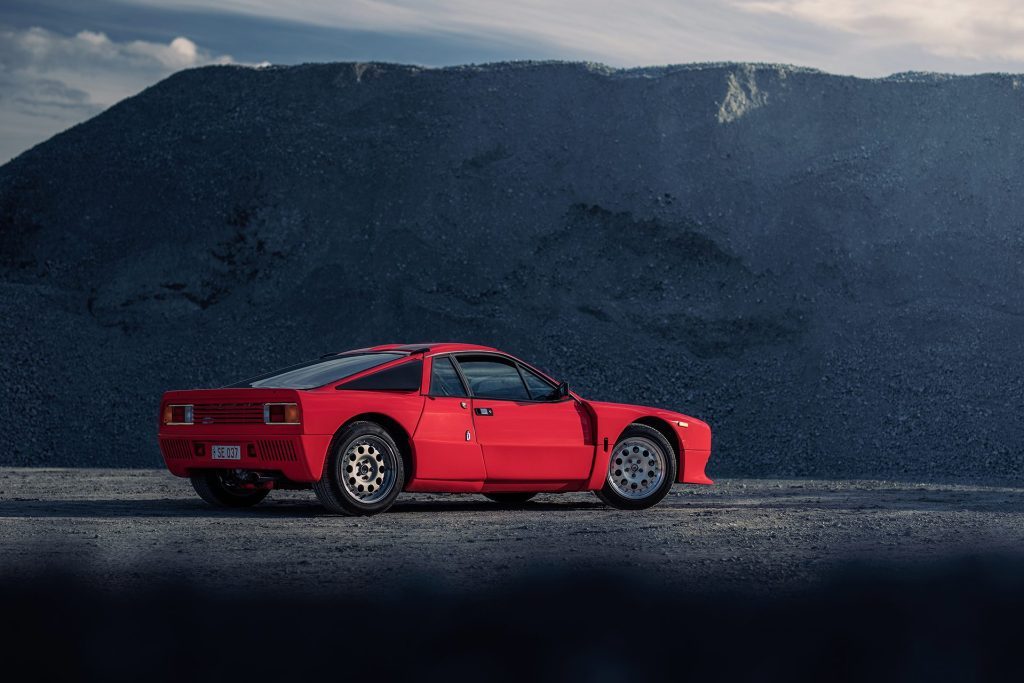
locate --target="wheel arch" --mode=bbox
[330,412,415,482]
[628,416,681,470]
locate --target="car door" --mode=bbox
[411,355,486,481]
[453,354,594,482]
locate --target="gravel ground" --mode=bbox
[3,468,1023,594]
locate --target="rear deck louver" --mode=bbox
[192,403,264,425]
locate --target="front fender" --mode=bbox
[583,401,713,489]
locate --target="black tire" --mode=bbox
[313,421,405,516]
[190,471,270,508]
[595,423,677,510]
[483,492,537,506]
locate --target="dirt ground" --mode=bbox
[2,468,1022,594]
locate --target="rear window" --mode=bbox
[339,360,423,392]
[229,352,406,390]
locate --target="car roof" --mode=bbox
[367,342,499,354]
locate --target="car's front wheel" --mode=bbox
[190,471,270,508]
[595,423,677,510]
[313,421,405,516]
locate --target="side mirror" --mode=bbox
[556,381,570,398]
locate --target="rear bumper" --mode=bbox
[158,434,333,482]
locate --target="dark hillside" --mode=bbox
[2,61,1022,479]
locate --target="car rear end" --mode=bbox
[158,388,331,485]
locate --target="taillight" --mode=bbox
[264,403,300,424]
[163,404,193,425]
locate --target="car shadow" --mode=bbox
[4,482,1021,519]
[388,499,605,513]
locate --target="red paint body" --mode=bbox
[157,343,713,493]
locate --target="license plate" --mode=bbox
[211,445,241,460]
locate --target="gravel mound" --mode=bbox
[1,61,1022,479]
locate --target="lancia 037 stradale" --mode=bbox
[158,343,712,515]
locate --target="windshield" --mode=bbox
[228,352,406,390]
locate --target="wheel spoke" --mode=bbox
[341,437,397,503]
[606,436,667,500]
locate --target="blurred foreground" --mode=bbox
[1,558,1021,681]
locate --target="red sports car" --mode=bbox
[158,343,712,515]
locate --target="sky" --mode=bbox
[4,0,1024,163]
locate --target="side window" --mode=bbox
[338,359,422,392]
[429,356,468,397]
[455,356,530,401]
[520,365,557,400]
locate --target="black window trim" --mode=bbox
[425,353,470,398]
[447,352,572,404]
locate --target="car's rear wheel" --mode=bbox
[595,423,677,510]
[483,492,537,505]
[190,471,270,508]
[314,421,405,516]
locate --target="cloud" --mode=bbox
[0,26,234,163]
[737,1,1024,62]
[126,1,771,65]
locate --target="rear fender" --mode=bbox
[293,390,425,481]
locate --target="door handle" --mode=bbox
[474,407,494,416]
